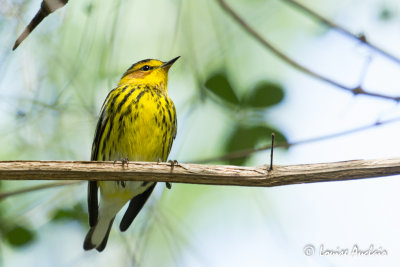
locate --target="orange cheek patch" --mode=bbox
[129,71,151,79]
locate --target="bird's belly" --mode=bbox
[98,90,174,200]
[99,180,152,201]
[99,115,163,200]
[105,93,173,162]
[119,114,167,162]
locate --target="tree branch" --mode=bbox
[195,116,400,163]
[0,181,80,200]
[282,0,400,65]
[13,0,69,50]
[216,0,400,102]
[0,159,399,187]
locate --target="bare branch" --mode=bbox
[0,181,81,201]
[216,0,400,102]
[0,159,399,187]
[282,0,400,65]
[195,116,400,163]
[13,0,69,50]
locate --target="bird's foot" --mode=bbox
[165,160,179,190]
[165,182,172,190]
[113,158,129,188]
[113,158,129,168]
[168,159,178,172]
[117,181,126,188]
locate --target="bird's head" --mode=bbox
[118,57,180,91]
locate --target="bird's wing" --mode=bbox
[171,102,178,141]
[119,183,157,232]
[88,89,115,227]
[166,101,178,158]
[88,181,98,227]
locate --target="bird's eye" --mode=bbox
[141,65,150,71]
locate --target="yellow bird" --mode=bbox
[83,57,179,252]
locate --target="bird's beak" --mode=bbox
[161,56,180,70]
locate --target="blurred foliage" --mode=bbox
[378,6,397,21]
[226,125,286,165]
[242,82,284,109]
[205,71,287,165]
[2,224,36,248]
[51,202,88,226]
[204,72,240,105]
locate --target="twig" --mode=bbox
[0,159,399,187]
[13,0,69,50]
[0,181,80,200]
[215,0,400,102]
[282,0,400,65]
[195,116,400,163]
[269,133,275,171]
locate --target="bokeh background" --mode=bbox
[1,0,400,266]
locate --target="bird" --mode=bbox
[83,57,179,252]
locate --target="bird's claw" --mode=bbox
[113,158,129,188]
[117,181,126,188]
[165,160,178,189]
[168,160,178,172]
[165,182,172,189]
[113,158,129,167]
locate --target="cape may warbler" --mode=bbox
[83,57,179,252]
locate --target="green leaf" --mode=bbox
[52,203,88,225]
[205,73,239,105]
[225,124,287,165]
[243,82,284,108]
[4,225,36,247]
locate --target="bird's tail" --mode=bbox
[83,198,125,252]
[83,215,115,252]
[83,182,129,252]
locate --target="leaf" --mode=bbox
[225,124,287,165]
[52,203,88,225]
[205,73,239,105]
[243,82,284,109]
[4,225,36,247]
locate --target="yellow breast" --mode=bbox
[93,84,177,162]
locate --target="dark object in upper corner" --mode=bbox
[13,0,69,50]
